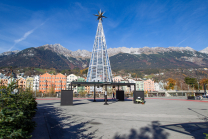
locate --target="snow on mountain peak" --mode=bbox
[37,44,199,58]
[0,50,20,56]
[107,46,196,56]
[168,46,195,52]
[38,44,73,57]
[72,49,91,58]
[1,44,202,61]
[38,44,91,58]
[199,47,208,54]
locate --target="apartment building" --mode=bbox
[26,77,34,91]
[77,77,85,93]
[33,75,39,92]
[54,73,67,92]
[0,77,8,87]
[128,79,136,92]
[85,86,90,93]
[154,81,166,91]
[67,74,78,92]
[39,73,67,93]
[143,79,155,92]
[17,77,26,91]
[112,76,123,82]
[135,79,144,91]
[39,73,52,93]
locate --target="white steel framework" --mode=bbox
[87,19,112,82]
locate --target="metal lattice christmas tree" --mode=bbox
[87,10,112,82]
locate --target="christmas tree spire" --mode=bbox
[87,10,112,82]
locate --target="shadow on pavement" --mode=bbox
[87,98,132,102]
[124,98,133,101]
[113,121,169,139]
[160,122,208,139]
[87,99,107,102]
[73,102,89,106]
[188,108,208,122]
[32,102,98,139]
[73,100,82,102]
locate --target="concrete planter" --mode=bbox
[187,96,195,100]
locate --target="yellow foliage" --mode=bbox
[131,73,137,78]
[166,78,176,90]
[80,68,89,74]
[200,78,208,85]
[182,74,186,77]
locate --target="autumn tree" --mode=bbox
[80,68,88,75]
[200,78,208,85]
[79,90,87,98]
[131,73,137,78]
[200,78,208,92]
[50,84,56,97]
[166,78,176,90]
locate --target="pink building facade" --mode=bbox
[143,79,155,92]
[112,76,123,82]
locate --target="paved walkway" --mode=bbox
[31,97,208,139]
[36,96,208,102]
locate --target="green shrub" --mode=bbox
[204,133,208,139]
[0,81,37,139]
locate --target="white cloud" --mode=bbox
[176,37,188,46]
[14,29,35,44]
[8,20,48,51]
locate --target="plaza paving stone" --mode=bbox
[31,97,208,139]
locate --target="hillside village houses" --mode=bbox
[0,69,167,96]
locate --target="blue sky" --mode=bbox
[0,0,208,53]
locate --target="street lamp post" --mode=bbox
[198,81,199,92]
[46,80,47,92]
[35,84,37,98]
[44,80,47,97]
[104,84,108,105]
[59,80,62,91]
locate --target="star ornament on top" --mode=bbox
[94,10,107,22]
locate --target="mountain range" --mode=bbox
[1,44,208,70]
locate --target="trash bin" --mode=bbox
[61,90,73,106]
[116,91,124,101]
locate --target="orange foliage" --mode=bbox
[80,68,89,75]
[166,78,176,90]
[200,78,208,85]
